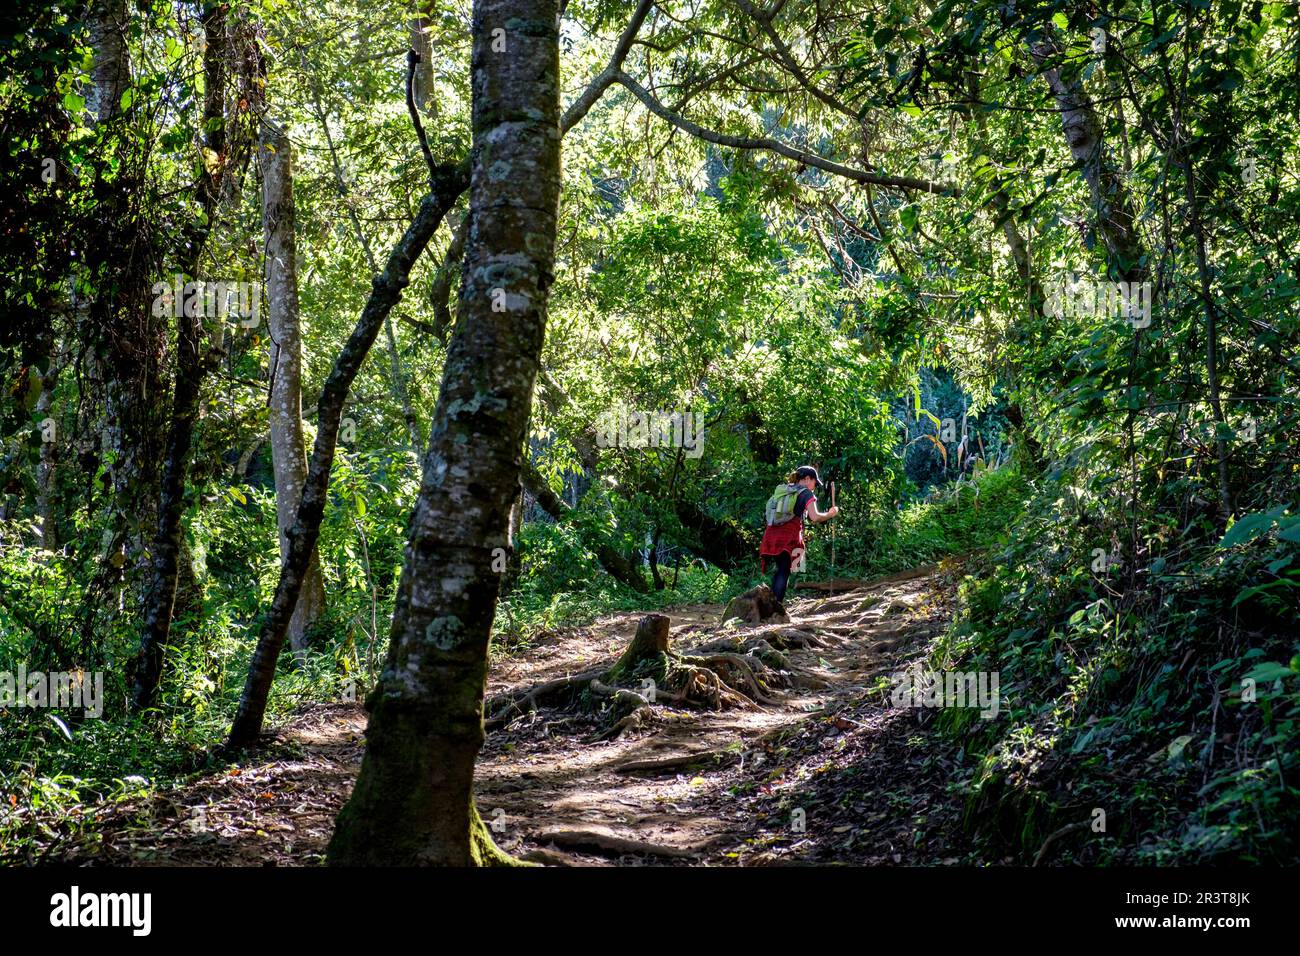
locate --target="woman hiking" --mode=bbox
[761,465,838,603]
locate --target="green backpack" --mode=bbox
[765,483,802,526]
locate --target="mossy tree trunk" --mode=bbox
[328,0,562,866]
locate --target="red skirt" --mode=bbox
[759,519,804,572]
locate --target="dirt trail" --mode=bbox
[61,564,962,867]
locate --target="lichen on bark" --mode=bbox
[328,0,562,866]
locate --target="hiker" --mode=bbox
[761,465,838,603]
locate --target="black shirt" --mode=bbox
[794,488,815,521]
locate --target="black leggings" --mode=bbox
[771,551,793,603]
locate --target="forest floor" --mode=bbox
[55,561,994,866]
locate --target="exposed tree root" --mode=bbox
[485,668,605,730]
[488,612,793,739]
[518,847,574,866]
[535,828,701,859]
[681,653,781,706]
[588,679,656,741]
[1032,820,1090,866]
[614,749,740,774]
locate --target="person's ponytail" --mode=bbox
[785,470,800,484]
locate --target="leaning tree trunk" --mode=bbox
[224,166,469,748]
[1029,36,1147,282]
[260,117,327,653]
[310,81,424,455]
[328,0,562,866]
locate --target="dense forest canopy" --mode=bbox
[0,0,1297,868]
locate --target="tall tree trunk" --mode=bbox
[130,2,229,712]
[35,343,62,551]
[261,117,327,653]
[73,0,166,667]
[328,0,562,866]
[225,0,649,748]
[1181,152,1233,522]
[84,0,164,574]
[86,0,130,124]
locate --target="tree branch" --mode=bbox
[612,70,960,196]
[560,0,654,133]
[406,47,437,185]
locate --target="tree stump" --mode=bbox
[605,613,671,683]
[721,585,789,626]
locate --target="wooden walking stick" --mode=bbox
[830,480,837,586]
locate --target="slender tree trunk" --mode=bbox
[261,117,327,653]
[42,1,129,555]
[501,482,524,595]
[430,211,469,341]
[225,165,469,748]
[129,306,206,711]
[35,345,62,551]
[328,0,562,866]
[86,0,130,124]
[1181,152,1234,522]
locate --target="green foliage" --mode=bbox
[496,515,733,647]
[860,463,1031,576]
[2,0,1297,864]
[926,464,1300,863]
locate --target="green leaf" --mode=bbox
[1218,506,1287,548]
[1245,662,1294,684]
[355,494,367,517]
[927,0,956,31]
[1276,518,1300,543]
